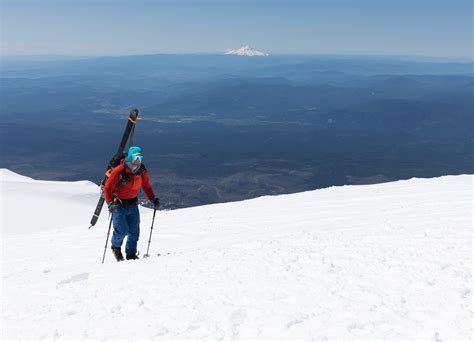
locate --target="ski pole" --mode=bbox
[143,209,157,258]
[102,213,113,264]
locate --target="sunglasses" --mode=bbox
[131,153,143,162]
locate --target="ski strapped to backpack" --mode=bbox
[89,108,140,229]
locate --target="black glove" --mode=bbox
[108,203,119,213]
[108,198,120,213]
[152,197,160,209]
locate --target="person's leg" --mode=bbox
[125,204,140,258]
[111,206,129,248]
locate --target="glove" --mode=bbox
[108,202,119,213]
[152,197,160,209]
[108,198,120,213]
[108,203,119,213]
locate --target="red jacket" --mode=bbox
[103,159,155,205]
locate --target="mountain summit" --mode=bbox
[224,45,269,56]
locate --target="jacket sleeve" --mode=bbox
[103,166,122,205]
[141,170,156,201]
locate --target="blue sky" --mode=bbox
[1,0,472,58]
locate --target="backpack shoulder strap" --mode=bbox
[133,164,146,178]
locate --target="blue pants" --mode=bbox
[111,204,140,257]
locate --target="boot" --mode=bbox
[111,246,124,262]
[126,253,139,260]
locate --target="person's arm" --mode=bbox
[103,166,122,205]
[141,170,156,201]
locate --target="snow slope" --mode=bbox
[1,169,472,340]
[0,169,99,235]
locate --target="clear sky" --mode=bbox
[1,0,472,59]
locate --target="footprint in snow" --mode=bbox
[286,316,308,329]
[58,272,89,285]
[433,332,443,342]
[66,309,78,316]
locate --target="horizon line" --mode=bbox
[1,52,473,63]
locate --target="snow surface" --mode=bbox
[1,169,472,340]
[0,169,99,236]
[224,45,269,56]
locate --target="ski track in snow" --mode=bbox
[1,171,472,340]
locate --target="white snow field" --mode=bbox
[1,168,472,340]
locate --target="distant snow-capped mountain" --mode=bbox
[224,45,269,56]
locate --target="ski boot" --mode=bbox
[111,246,124,262]
[126,252,140,260]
